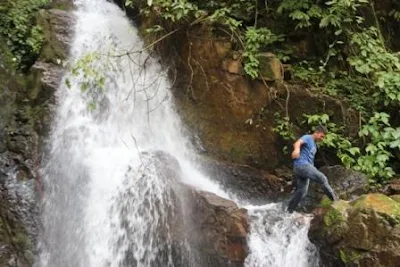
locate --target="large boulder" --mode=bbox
[184,190,249,266]
[309,194,400,267]
[121,151,249,266]
[319,165,369,199]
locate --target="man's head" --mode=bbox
[313,125,327,142]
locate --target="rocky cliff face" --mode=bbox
[141,24,359,171]
[0,2,75,266]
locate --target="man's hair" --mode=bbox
[315,125,328,134]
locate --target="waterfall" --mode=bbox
[244,204,320,267]
[36,0,320,266]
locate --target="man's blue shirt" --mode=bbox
[294,134,316,166]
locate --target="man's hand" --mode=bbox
[291,149,300,159]
[291,138,304,159]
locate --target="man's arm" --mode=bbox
[291,138,304,159]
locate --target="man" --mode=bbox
[287,125,338,213]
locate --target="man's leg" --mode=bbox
[287,176,309,213]
[307,165,337,201]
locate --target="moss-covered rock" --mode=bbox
[309,193,400,267]
[351,194,400,217]
[257,52,283,81]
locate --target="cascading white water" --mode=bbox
[36,1,227,266]
[244,204,320,267]
[36,0,320,266]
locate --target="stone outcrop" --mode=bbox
[309,194,400,267]
[134,151,249,266]
[185,190,249,266]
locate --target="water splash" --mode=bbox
[244,203,320,267]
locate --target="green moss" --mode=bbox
[324,208,343,227]
[339,248,363,264]
[323,200,350,227]
[319,195,333,208]
[351,194,400,218]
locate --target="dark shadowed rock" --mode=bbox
[320,165,369,199]
[309,194,400,267]
[388,179,400,195]
[200,158,287,203]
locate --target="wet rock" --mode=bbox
[201,158,286,203]
[36,9,75,64]
[309,194,400,267]
[184,190,249,266]
[32,8,75,93]
[166,29,356,170]
[121,150,249,266]
[0,4,75,267]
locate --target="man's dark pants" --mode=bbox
[288,164,336,213]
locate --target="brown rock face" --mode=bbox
[257,52,283,81]
[184,190,249,266]
[143,24,359,171]
[309,194,400,267]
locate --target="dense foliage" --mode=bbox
[127,0,400,184]
[0,0,49,69]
